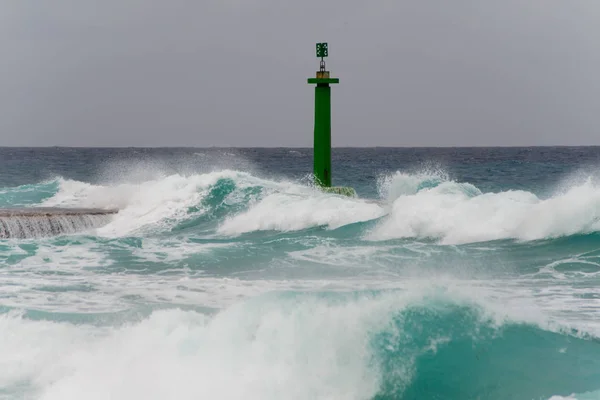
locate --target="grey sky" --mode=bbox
[1,1,599,147]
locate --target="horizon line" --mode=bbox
[2,145,600,149]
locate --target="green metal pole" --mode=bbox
[313,83,332,187]
[308,42,338,188]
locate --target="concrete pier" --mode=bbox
[0,208,118,217]
[0,207,118,239]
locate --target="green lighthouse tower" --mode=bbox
[308,43,355,197]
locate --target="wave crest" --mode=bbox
[370,174,600,244]
[6,170,600,244]
[3,290,600,400]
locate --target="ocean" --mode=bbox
[2,146,600,400]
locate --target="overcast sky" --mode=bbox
[1,1,599,147]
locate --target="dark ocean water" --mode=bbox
[2,147,600,400]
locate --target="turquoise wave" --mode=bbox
[6,291,599,400]
[369,300,600,399]
[0,180,59,207]
[172,177,265,234]
[3,174,600,399]
[6,173,600,248]
[197,290,600,400]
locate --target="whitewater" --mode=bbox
[2,147,600,400]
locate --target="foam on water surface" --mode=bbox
[2,147,600,399]
[2,286,600,400]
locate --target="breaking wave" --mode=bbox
[3,169,600,244]
[3,163,600,400]
[2,290,600,400]
[369,171,600,244]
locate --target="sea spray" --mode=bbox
[3,147,600,400]
[3,291,600,400]
[369,172,600,244]
[8,169,600,243]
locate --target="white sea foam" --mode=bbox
[40,171,266,237]
[36,169,600,244]
[36,169,387,237]
[288,245,396,267]
[5,168,600,399]
[0,297,403,400]
[369,173,600,244]
[218,190,384,236]
[2,282,599,400]
[548,392,600,400]
[377,169,452,200]
[0,287,525,400]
